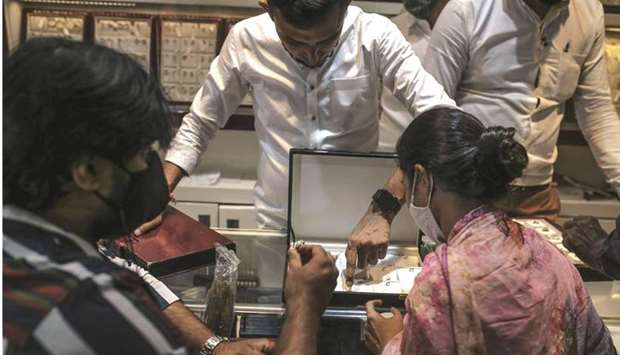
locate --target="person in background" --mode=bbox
[149,0,454,234]
[423,0,620,217]
[346,0,620,284]
[363,107,615,354]
[563,215,620,279]
[3,38,336,355]
[378,0,449,152]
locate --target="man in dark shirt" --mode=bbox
[3,38,337,355]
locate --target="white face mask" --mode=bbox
[408,172,445,244]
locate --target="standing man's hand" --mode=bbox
[345,169,407,288]
[364,300,404,355]
[135,161,187,236]
[345,212,391,287]
[285,244,338,314]
[563,216,610,271]
[135,212,165,236]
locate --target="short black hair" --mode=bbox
[269,0,342,28]
[3,37,176,211]
[397,108,528,203]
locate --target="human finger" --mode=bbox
[368,248,378,266]
[134,213,163,236]
[365,299,382,318]
[357,245,368,269]
[345,241,358,287]
[288,247,302,269]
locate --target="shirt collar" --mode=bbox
[3,205,101,258]
[518,0,570,24]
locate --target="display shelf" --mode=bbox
[605,4,620,14]
[158,15,223,103]
[18,0,402,15]
[21,9,88,43]
[93,13,153,71]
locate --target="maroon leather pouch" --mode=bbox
[114,207,235,276]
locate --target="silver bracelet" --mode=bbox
[199,335,229,355]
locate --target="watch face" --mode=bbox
[374,189,399,214]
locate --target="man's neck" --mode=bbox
[41,204,99,243]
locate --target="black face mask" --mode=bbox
[95,151,170,234]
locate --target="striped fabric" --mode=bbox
[3,206,187,355]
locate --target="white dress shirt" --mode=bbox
[424,0,620,194]
[166,6,455,229]
[378,9,432,152]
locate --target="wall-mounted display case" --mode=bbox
[94,14,153,72]
[23,10,86,42]
[160,17,222,103]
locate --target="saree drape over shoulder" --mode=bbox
[383,208,616,355]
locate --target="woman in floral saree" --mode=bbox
[364,108,616,355]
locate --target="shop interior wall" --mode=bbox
[3,0,616,190]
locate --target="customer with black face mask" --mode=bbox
[3,38,336,355]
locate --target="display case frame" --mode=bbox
[157,15,224,105]
[21,9,89,43]
[92,12,155,73]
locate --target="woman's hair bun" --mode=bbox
[473,126,528,201]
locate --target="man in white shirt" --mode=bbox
[423,0,620,217]
[159,0,454,230]
[346,0,620,283]
[378,0,448,152]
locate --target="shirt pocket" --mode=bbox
[330,74,375,129]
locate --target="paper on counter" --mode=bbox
[334,252,422,294]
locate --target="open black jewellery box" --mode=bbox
[284,149,424,308]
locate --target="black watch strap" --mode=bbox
[372,189,401,216]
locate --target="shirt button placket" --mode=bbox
[307,70,319,149]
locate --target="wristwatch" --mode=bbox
[372,189,401,217]
[200,335,229,355]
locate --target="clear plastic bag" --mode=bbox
[202,243,240,336]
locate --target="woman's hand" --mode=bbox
[364,300,404,355]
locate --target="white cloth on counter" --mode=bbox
[180,172,221,186]
[334,252,422,294]
[165,6,455,229]
[378,9,432,152]
[424,0,620,195]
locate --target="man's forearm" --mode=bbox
[164,161,187,192]
[273,304,321,355]
[384,168,407,205]
[163,301,213,351]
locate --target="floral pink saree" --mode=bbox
[382,207,616,355]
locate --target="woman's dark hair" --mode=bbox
[3,37,177,211]
[396,107,529,203]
